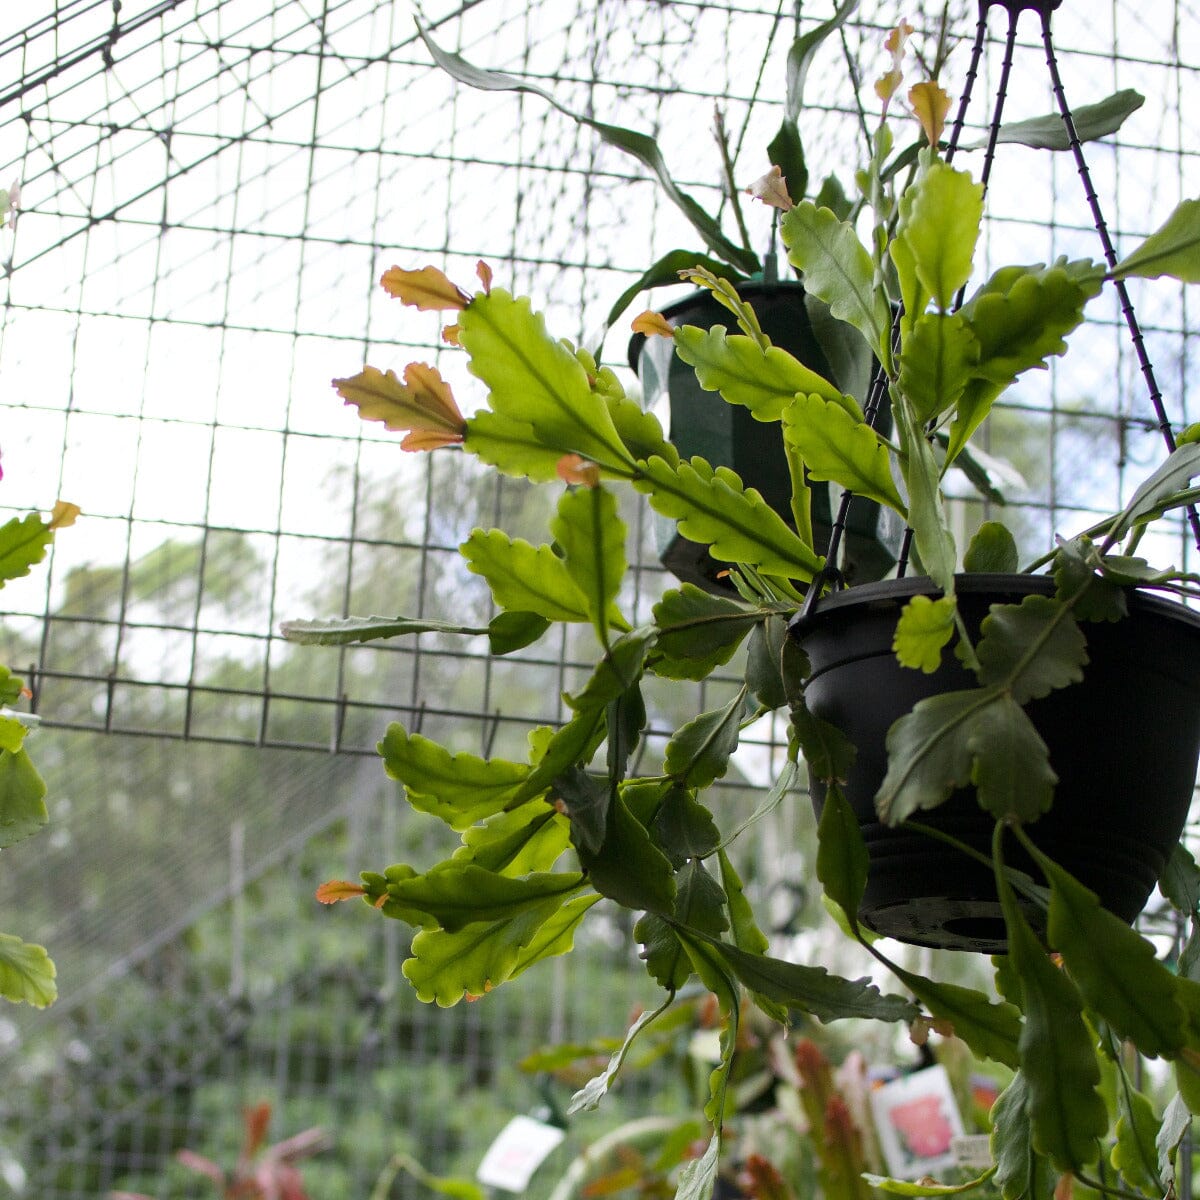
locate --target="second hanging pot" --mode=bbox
[789,573,1200,953]
[629,280,904,593]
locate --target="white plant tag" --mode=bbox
[476,1114,566,1193]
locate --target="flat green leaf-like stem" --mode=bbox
[419,27,757,274]
[634,455,824,580]
[664,687,746,789]
[673,324,846,416]
[0,932,56,1007]
[781,202,889,354]
[388,865,585,933]
[997,832,1107,1173]
[462,529,593,624]
[884,964,1022,1069]
[972,89,1144,151]
[862,1171,996,1196]
[1022,833,1187,1059]
[404,893,588,1005]
[569,994,677,1114]
[280,615,486,644]
[0,747,48,848]
[649,584,765,681]
[672,927,919,1024]
[459,289,631,468]
[1114,198,1200,283]
[0,513,55,588]
[782,394,907,515]
[990,1075,1058,1200]
[379,724,530,831]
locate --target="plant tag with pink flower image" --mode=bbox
[869,1064,965,1178]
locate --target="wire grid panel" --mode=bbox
[3,764,696,1199]
[1,0,1199,761]
[3,0,1200,1197]
[0,0,822,762]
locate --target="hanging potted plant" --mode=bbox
[286,15,1200,1200]
[416,6,1143,592]
[416,1,908,590]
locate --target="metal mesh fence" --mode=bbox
[2,0,1200,1195]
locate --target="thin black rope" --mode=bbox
[1038,5,1200,553]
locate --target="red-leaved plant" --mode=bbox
[111,1101,330,1200]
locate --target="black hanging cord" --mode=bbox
[803,5,996,614]
[806,0,1198,619]
[894,1,1021,577]
[1037,7,1200,552]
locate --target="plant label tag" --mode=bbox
[476,1114,566,1192]
[869,1064,965,1178]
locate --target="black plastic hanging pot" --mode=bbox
[629,281,905,593]
[790,573,1200,953]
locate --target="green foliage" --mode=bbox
[0,931,57,1007]
[292,39,1200,1199]
[459,289,631,470]
[963,523,1019,574]
[633,454,824,579]
[550,483,629,646]
[1115,198,1200,282]
[0,512,55,586]
[981,89,1144,151]
[379,724,531,830]
[892,595,956,672]
[673,324,846,415]
[0,506,67,1007]
[892,154,983,314]
[997,836,1107,1174]
[781,393,907,514]
[781,201,891,353]
[649,585,764,680]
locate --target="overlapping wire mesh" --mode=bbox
[3,0,1200,1195]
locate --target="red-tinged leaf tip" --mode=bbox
[910,81,952,148]
[884,18,913,56]
[333,363,465,440]
[176,1149,227,1186]
[49,500,80,529]
[442,322,462,346]
[316,880,367,904]
[746,165,794,212]
[556,454,600,487]
[242,1101,272,1159]
[476,260,493,293]
[736,1154,790,1200]
[631,309,674,339]
[876,20,914,111]
[379,265,471,310]
[373,893,388,909]
[909,1014,933,1046]
[875,68,903,105]
[400,428,464,452]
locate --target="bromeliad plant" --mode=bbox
[290,48,1200,1200]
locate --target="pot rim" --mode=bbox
[789,571,1200,635]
